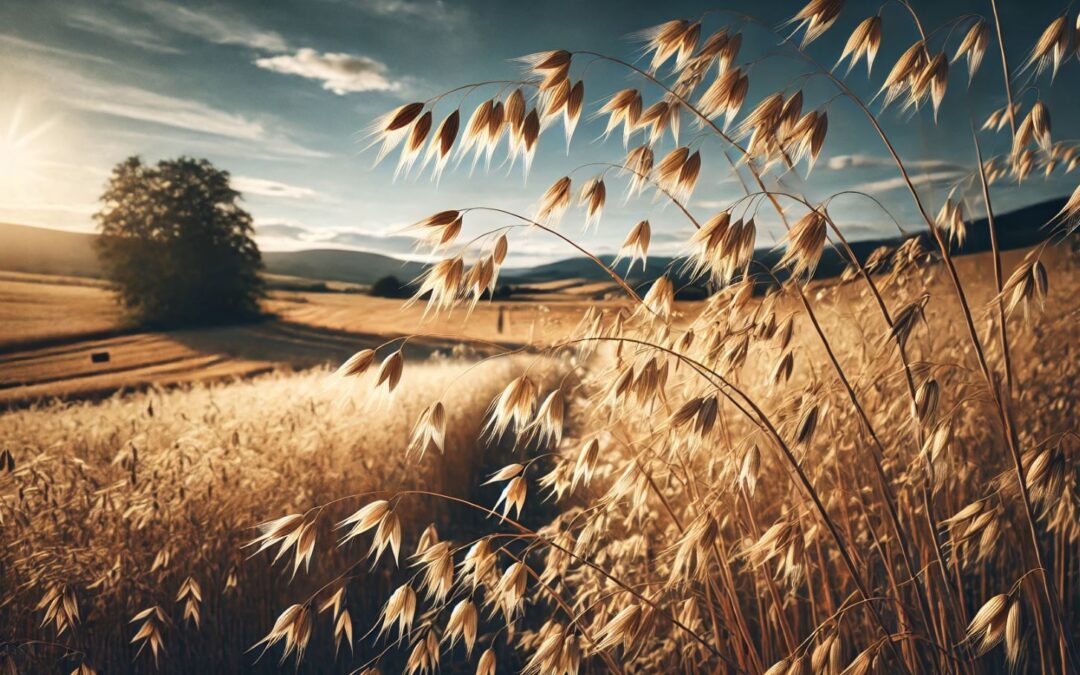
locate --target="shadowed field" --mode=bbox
[2,244,1073,409]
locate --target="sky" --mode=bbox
[0,0,1077,266]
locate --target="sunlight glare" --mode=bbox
[0,101,59,185]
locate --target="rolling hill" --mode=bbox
[499,196,1070,286]
[0,223,424,286]
[0,196,1069,289]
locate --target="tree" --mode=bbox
[94,156,264,325]
[369,275,409,298]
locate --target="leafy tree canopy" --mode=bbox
[94,156,264,325]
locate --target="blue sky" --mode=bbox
[0,0,1076,266]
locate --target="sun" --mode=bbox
[0,135,35,181]
[0,102,59,185]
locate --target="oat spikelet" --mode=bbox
[838,16,882,75]
[1028,101,1052,152]
[653,146,689,195]
[564,80,584,151]
[176,576,202,628]
[458,100,495,172]
[953,19,989,83]
[130,606,168,665]
[378,584,417,640]
[598,88,643,146]
[1022,15,1069,79]
[1005,598,1024,666]
[444,599,478,655]
[622,145,654,197]
[912,51,949,121]
[494,476,527,517]
[880,41,928,108]
[535,176,572,225]
[484,375,538,439]
[614,220,651,272]
[476,647,496,675]
[395,110,432,179]
[966,593,1009,655]
[407,401,446,459]
[578,177,606,229]
[412,540,454,603]
[337,348,376,377]
[520,108,541,179]
[409,256,465,316]
[697,66,749,130]
[529,389,565,446]
[635,20,692,73]
[999,250,1048,317]
[411,209,462,251]
[368,102,425,165]
[776,210,828,280]
[423,110,460,184]
[640,276,675,321]
[787,0,844,47]
[936,197,966,247]
[338,499,390,542]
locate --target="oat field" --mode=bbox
[0,356,563,673]
[4,1,1080,674]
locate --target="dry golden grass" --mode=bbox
[0,273,125,349]
[236,5,1080,673]
[0,273,587,407]
[5,3,1080,674]
[0,354,562,673]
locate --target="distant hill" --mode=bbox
[261,249,425,285]
[0,223,424,286]
[500,196,1070,287]
[0,223,100,278]
[0,197,1068,289]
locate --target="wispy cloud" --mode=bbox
[233,176,323,200]
[254,218,419,255]
[70,79,267,140]
[357,0,468,26]
[853,170,967,195]
[254,49,400,94]
[126,0,288,52]
[16,62,328,159]
[0,33,113,64]
[825,154,967,173]
[66,8,182,54]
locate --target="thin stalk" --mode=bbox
[988,0,1019,137]
[972,130,1014,394]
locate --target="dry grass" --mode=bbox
[0,274,124,349]
[0,275,588,407]
[234,5,1080,674]
[5,3,1080,674]
[0,355,562,673]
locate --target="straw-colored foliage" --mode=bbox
[4,2,1080,674]
[1,356,560,672]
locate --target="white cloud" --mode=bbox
[16,64,327,159]
[853,170,967,195]
[127,0,288,52]
[66,9,183,54]
[254,49,399,94]
[233,176,322,200]
[72,79,267,141]
[360,0,468,25]
[826,154,966,173]
[0,33,113,65]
